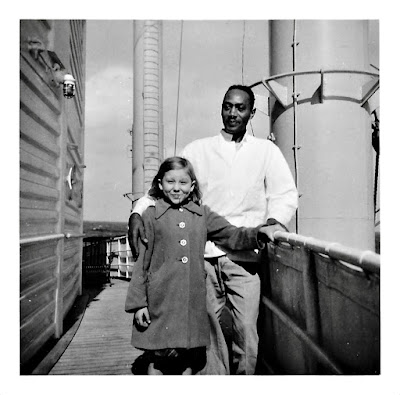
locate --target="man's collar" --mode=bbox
[220,129,249,143]
[155,198,203,219]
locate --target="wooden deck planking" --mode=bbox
[49,279,142,375]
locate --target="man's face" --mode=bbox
[221,89,255,135]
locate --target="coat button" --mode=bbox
[179,221,186,228]
[180,239,187,246]
[181,256,188,264]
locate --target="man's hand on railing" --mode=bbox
[259,223,287,242]
[128,213,148,260]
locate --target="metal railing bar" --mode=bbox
[273,231,380,274]
[261,295,343,374]
[65,233,85,239]
[113,263,134,268]
[20,233,65,245]
[20,233,85,245]
[250,68,379,89]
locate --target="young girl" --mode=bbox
[125,157,269,375]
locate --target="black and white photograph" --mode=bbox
[2,2,399,394]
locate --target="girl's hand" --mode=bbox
[134,307,151,328]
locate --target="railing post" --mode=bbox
[117,238,121,278]
[302,248,321,372]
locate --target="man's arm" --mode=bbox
[128,196,155,259]
[128,213,146,259]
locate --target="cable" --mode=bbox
[241,21,255,136]
[241,20,245,85]
[372,111,380,223]
[292,19,299,234]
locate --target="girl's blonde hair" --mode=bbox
[148,156,202,204]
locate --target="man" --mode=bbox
[129,85,298,374]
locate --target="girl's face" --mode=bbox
[159,168,194,206]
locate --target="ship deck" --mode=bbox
[45,278,142,375]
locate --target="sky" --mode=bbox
[84,20,134,222]
[83,20,380,223]
[83,20,271,222]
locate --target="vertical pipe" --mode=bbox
[270,20,374,250]
[132,20,145,201]
[143,20,162,190]
[132,20,163,197]
[117,238,121,278]
[78,21,87,296]
[158,21,164,161]
[54,239,64,338]
[55,59,68,338]
[292,20,299,233]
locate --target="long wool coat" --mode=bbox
[125,198,263,351]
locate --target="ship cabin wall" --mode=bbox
[20,19,86,370]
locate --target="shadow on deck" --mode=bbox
[32,278,143,375]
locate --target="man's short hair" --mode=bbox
[226,85,255,110]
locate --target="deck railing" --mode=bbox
[259,231,380,374]
[106,235,135,279]
[104,230,380,374]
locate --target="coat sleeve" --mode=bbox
[125,209,155,313]
[204,205,264,251]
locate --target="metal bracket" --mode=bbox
[320,69,324,103]
[47,50,65,71]
[28,39,45,60]
[263,79,289,107]
[361,78,380,109]
[27,38,69,88]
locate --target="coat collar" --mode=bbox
[155,198,203,219]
